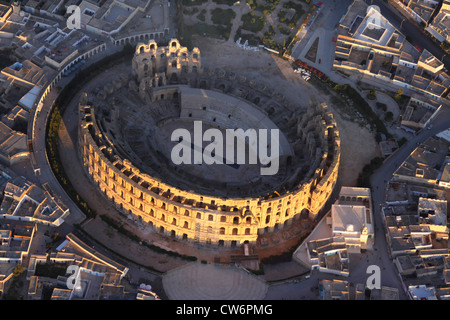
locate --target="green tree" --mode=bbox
[395,88,403,100]
[13,264,25,277]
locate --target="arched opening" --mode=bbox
[220,227,225,235]
[170,72,178,83]
[218,84,226,92]
[300,208,310,219]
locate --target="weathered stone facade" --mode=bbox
[77,39,341,247]
[132,39,202,90]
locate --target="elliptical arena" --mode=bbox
[77,39,341,248]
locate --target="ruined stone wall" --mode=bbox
[132,39,202,87]
[75,40,340,247]
[78,100,340,247]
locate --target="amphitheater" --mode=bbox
[77,39,341,248]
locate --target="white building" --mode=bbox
[418,197,448,238]
[408,284,438,300]
[426,0,450,43]
[332,187,374,252]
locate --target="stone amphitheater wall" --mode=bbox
[75,39,340,247]
[78,101,339,247]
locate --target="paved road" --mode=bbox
[368,0,450,67]
[266,107,450,300]
[31,42,122,226]
[275,0,450,299]
[368,105,450,295]
[370,105,450,205]
[298,0,450,70]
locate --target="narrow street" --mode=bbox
[370,0,450,68]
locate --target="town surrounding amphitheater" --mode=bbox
[77,39,341,247]
[1,0,449,301]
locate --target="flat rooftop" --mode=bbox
[362,24,386,41]
[353,7,396,46]
[340,0,368,31]
[332,204,367,234]
[103,4,132,24]
[394,136,450,181]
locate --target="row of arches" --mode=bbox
[114,31,167,46]
[88,134,310,227]
[89,150,310,229]
[80,102,338,246]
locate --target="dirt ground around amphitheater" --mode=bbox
[59,36,379,279]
